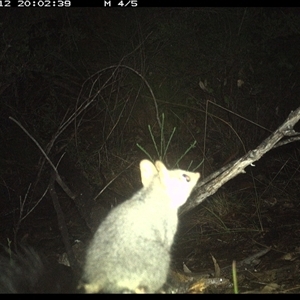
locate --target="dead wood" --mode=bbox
[181,106,300,215]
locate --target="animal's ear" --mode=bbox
[139,159,158,187]
[154,160,168,176]
[154,161,171,185]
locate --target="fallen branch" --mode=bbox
[181,106,300,215]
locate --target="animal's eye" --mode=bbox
[182,174,191,182]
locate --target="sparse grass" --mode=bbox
[137,113,200,169]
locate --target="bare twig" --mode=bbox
[13,184,49,246]
[181,106,300,214]
[48,171,80,275]
[9,117,76,200]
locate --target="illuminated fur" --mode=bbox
[82,160,200,293]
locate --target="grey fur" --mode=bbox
[82,160,200,293]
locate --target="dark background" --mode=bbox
[1,7,300,293]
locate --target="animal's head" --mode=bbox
[139,159,200,209]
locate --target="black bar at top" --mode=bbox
[5,0,195,8]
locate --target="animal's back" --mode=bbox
[82,160,200,293]
[83,189,175,293]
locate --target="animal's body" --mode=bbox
[82,159,200,293]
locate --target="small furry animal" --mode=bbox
[0,247,76,293]
[82,159,200,293]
